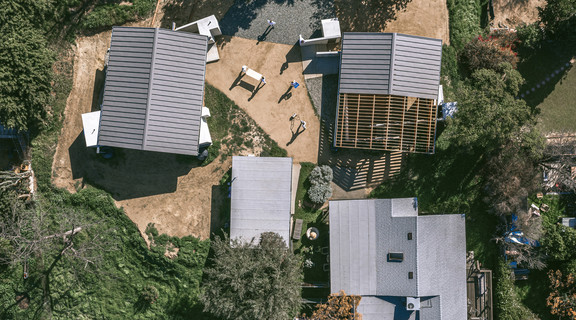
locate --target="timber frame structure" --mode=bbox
[335,93,437,153]
[334,32,442,154]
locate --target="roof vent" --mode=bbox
[406,297,420,311]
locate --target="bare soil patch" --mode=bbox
[492,0,544,28]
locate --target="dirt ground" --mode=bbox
[383,0,450,44]
[492,0,544,28]
[51,0,452,240]
[206,36,320,163]
[51,11,231,241]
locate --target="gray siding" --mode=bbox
[390,34,442,99]
[98,27,208,155]
[339,33,393,95]
[98,27,154,149]
[338,33,442,100]
[417,215,467,320]
[329,198,466,320]
[230,157,293,246]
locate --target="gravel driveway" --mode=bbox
[220,0,335,45]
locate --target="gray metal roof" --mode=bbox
[339,33,442,100]
[230,157,293,246]
[329,198,467,320]
[98,27,207,155]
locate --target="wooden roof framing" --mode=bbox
[335,93,437,154]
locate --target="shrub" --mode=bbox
[459,34,518,76]
[446,0,482,50]
[80,0,156,31]
[516,23,543,51]
[141,285,159,304]
[494,259,539,320]
[307,166,333,204]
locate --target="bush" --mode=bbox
[459,35,518,76]
[516,23,543,51]
[80,0,156,31]
[307,166,333,204]
[446,0,482,50]
[494,259,539,320]
[141,285,159,304]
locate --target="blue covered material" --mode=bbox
[504,214,541,247]
[0,123,18,138]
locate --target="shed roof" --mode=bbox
[230,157,293,245]
[339,33,442,100]
[98,27,208,155]
[329,198,467,320]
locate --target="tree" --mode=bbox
[201,232,302,320]
[459,34,518,76]
[542,224,576,261]
[539,0,576,37]
[308,165,333,204]
[547,269,576,319]
[0,23,55,130]
[442,63,531,153]
[309,290,362,320]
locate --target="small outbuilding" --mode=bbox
[230,156,293,246]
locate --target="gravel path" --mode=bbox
[220,0,335,45]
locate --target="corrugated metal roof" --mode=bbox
[329,198,466,320]
[98,27,207,155]
[338,33,442,100]
[230,157,292,246]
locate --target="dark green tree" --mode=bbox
[539,0,576,37]
[0,24,55,130]
[201,232,302,320]
[542,224,576,261]
[442,63,531,153]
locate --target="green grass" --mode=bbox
[293,163,329,285]
[205,84,287,160]
[536,66,576,132]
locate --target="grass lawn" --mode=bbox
[536,66,576,133]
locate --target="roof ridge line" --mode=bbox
[388,33,396,95]
[141,27,159,150]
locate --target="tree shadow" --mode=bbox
[517,39,576,108]
[160,0,236,30]
[334,0,412,32]
[68,132,199,200]
[210,182,231,238]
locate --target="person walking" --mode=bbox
[301,120,307,131]
[267,19,276,28]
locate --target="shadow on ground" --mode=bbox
[309,75,404,192]
[518,39,576,108]
[68,132,199,200]
[334,0,412,32]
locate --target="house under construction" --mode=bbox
[334,33,442,154]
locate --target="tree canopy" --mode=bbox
[201,232,302,320]
[442,63,531,152]
[310,290,362,320]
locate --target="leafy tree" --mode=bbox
[309,290,362,320]
[307,165,333,204]
[547,269,576,319]
[201,232,302,320]
[442,63,531,153]
[539,0,576,37]
[542,224,576,261]
[0,24,55,130]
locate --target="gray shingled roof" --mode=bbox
[98,27,208,155]
[230,157,293,245]
[339,33,442,100]
[329,198,467,320]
